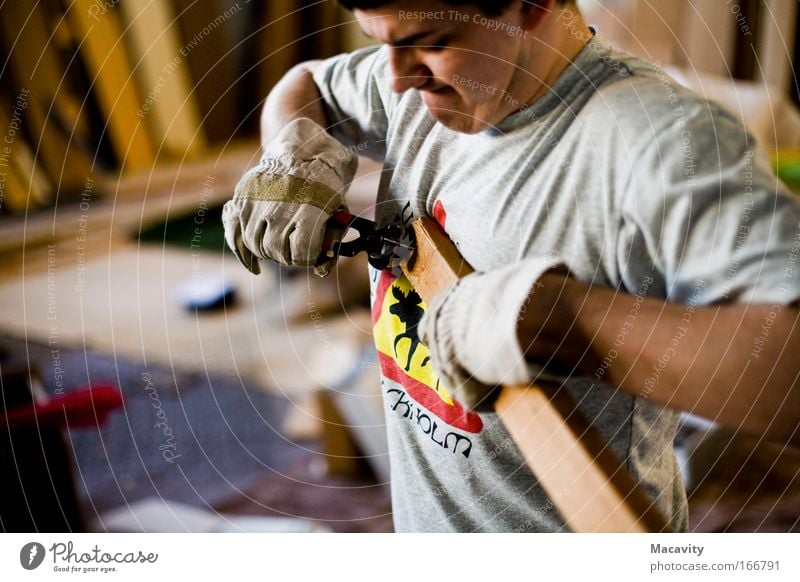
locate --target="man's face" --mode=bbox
[354,1,538,134]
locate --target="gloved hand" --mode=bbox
[222,117,358,277]
[418,257,567,413]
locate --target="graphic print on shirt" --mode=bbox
[373,271,483,438]
[372,201,483,451]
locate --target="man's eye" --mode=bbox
[425,38,450,52]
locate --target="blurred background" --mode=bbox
[0,0,798,534]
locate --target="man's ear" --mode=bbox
[519,0,557,31]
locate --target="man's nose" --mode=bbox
[388,47,430,93]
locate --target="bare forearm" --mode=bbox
[521,274,800,445]
[260,61,328,148]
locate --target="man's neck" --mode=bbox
[520,5,593,108]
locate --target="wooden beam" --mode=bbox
[402,217,669,532]
[757,0,798,94]
[680,0,737,77]
[627,0,684,65]
[0,2,94,193]
[0,144,30,213]
[117,0,206,159]
[65,0,156,171]
[170,0,244,143]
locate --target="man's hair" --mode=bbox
[338,1,571,18]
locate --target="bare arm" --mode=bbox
[260,61,328,148]
[521,273,800,446]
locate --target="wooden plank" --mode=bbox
[794,5,800,107]
[401,217,473,301]
[0,141,257,260]
[2,151,52,213]
[0,147,30,214]
[0,95,52,212]
[680,0,737,77]
[628,0,684,65]
[402,217,669,532]
[0,2,94,193]
[757,0,798,94]
[117,0,206,159]
[496,386,668,532]
[65,0,156,171]
[309,1,342,59]
[252,1,342,101]
[9,131,53,209]
[170,0,244,143]
[259,0,302,98]
[731,0,761,80]
[317,389,363,477]
[0,105,29,212]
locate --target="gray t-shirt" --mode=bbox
[313,35,800,532]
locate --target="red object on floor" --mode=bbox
[0,383,124,429]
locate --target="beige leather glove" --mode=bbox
[418,257,567,412]
[222,118,358,277]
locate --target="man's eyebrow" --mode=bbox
[361,27,442,47]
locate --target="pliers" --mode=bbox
[323,210,412,270]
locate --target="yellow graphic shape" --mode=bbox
[374,275,454,406]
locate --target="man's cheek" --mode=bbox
[468,84,501,106]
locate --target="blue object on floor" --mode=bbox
[176,275,237,311]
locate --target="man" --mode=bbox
[223,0,800,532]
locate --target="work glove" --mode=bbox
[418,257,567,413]
[222,117,358,277]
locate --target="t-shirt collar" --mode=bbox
[487,28,617,134]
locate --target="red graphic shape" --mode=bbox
[433,200,447,230]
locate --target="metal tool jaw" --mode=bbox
[323,210,413,270]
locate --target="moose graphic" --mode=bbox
[389,286,431,372]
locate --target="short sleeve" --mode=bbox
[618,102,800,306]
[312,45,394,160]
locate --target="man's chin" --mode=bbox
[424,105,484,134]
[420,91,478,133]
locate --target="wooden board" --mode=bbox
[680,0,737,77]
[170,0,245,143]
[0,147,53,214]
[0,145,30,213]
[259,1,303,99]
[65,0,155,171]
[117,0,206,159]
[0,140,257,258]
[628,0,684,65]
[402,217,669,532]
[0,2,94,193]
[317,390,363,477]
[757,0,798,93]
[8,124,53,209]
[0,106,29,212]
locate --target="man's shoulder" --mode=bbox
[584,56,742,149]
[596,61,702,118]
